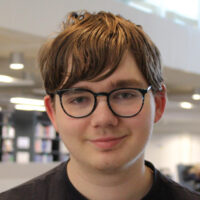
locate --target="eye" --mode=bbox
[110,89,142,104]
[112,91,138,100]
[69,96,91,105]
[118,92,135,99]
[61,89,94,107]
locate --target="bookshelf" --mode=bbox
[34,122,56,162]
[33,123,69,163]
[0,111,69,163]
[33,112,69,163]
[0,112,16,162]
[1,125,15,162]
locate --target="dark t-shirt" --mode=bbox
[0,160,200,200]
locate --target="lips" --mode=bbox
[90,135,127,150]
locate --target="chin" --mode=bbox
[91,148,146,174]
[92,162,124,173]
[89,153,136,173]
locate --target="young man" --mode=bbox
[1,11,200,200]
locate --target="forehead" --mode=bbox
[71,51,148,90]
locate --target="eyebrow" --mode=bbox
[70,79,147,91]
[109,79,147,89]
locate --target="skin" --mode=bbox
[45,51,166,200]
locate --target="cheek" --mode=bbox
[54,100,81,135]
[54,105,88,147]
[56,114,83,138]
[128,97,155,140]
[55,117,86,157]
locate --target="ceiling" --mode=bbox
[0,27,200,129]
[0,28,45,110]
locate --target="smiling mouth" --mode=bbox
[90,135,127,150]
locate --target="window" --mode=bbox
[119,0,200,27]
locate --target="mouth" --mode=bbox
[89,135,127,150]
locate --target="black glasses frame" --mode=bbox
[55,86,152,118]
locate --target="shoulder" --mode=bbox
[0,162,67,200]
[145,161,200,200]
[157,170,200,200]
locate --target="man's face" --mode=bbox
[45,51,165,172]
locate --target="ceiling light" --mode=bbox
[0,76,34,86]
[0,75,14,83]
[10,63,24,70]
[15,105,45,112]
[10,52,24,70]
[10,97,44,106]
[192,94,200,100]
[180,102,193,109]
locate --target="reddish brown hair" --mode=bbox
[39,11,163,94]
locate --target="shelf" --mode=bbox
[0,112,69,163]
[34,122,61,162]
[34,154,53,163]
[2,126,15,139]
[35,123,56,139]
[2,153,15,162]
[0,151,14,154]
[2,138,14,152]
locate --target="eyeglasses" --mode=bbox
[55,86,152,118]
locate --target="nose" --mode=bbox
[90,97,119,128]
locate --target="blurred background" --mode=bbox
[0,0,200,193]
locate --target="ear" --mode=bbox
[44,95,58,131]
[154,84,167,123]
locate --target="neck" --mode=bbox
[67,157,153,200]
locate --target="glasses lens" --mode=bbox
[61,90,94,117]
[109,89,143,117]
